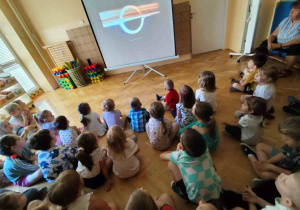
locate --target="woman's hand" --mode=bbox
[242,185,259,204]
[267,43,272,51]
[271,43,281,50]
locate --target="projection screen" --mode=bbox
[82,0,177,70]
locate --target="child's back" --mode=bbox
[55,116,79,147]
[83,112,106,137]
[128,108,147,132]
[107,126,140,179]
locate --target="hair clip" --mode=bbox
[78,147,85,152]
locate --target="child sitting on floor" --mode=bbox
[156,79,179,118]
[34,110,62,145]
[128,97,149,132]
[76,132,113,190]
[29,129,77,183]
[6,103,35,136]
[102,98,127,129]
[0,134,43,187]
[240,116,300,182]
[107,125,140,179]
[175,85,197,128]
[54,115,81,147]
[160,128,222,204]
[242,172,300,210]
[146,102,179,151]
[196,71,217,111]
[222,96,267,145]
[238,67,278,119]
[126,189,175,210]
[230,54,268,94]
[47,170,118,210]
[0,119,36,140]
[179,102,220,152]
[78,102,107,137]
[13,100,35,124]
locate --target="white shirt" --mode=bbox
[239,115,264,145]
[263,198,290,210]
[81,112,107,137]
[67,193,92,210]
[108,139,140,179]
[253,83,276,111]
[195,89,217,111]
[76,147,106,178]
[278,17,300,45]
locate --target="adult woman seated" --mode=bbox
[260,1,300,78]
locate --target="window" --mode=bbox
[0,35,38,93]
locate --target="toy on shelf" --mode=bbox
[0,96,6,105]
[84,63,104,83]
[29,89,44,100]
[52,66,76,90]
[0,91,15,100]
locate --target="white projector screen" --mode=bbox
[82,0,177,70]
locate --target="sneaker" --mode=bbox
[131,135,137,143]
[239,71,244,78]
[230,78,237,84]
[252,178,266,187]
[265,113,275,120]
[268,107,275,114]
[240,143,258,159]
[171,181,189,203]
[156,94,162,101]
[283,106,300,116]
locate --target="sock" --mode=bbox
[248,154,254,158]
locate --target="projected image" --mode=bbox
[99,3,160,35]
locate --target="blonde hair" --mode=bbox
[0,120,9,136]
[5,103,19,114]
[260,66,278,83]
[164,79,174,91]
[48,170,81,207]
[125,189,157,210]
[198,71,216,92]
[34,110,51,125]
[107,125,127,157]
[149,102,167,135]
[102,99,115,111]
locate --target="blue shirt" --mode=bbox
[4,147,39,182]
[128,108,147,132]
[278,17,300,45]
[38,145,77,183]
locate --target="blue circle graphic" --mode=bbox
[119,5,144,34]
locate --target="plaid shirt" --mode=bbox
[128,108,147,132]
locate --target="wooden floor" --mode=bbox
[9,50,300,209]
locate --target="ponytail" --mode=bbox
[76,149,93,171]
[80,116,90,127]
[206,117,216,139]
[160,119,167,136]
[76,132,97,171]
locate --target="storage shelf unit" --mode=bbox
[0,77,32,120]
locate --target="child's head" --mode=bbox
[192,101,216,139]
[245,96,267,116]
[164,79,174,91]
[48,169,82,207]
[102,99,115,112]
[0,191,27,210]
[180,128,207,157]
[0,119,13,136]
[29,129,56,151]
[34,110,55,125]
[13,100,26,110]
[125,189,157,210]
[0,134,26,156]
[54,116,69,130]
[180,85,195,109]
[248,54,268,69]
[275,172,300,209]
[5,103,22,117]
[130,97,142,110]
[76,132,98,171]
[107,125,126,155]
[254,67,278,84]
[149,102,167,135]
[78,103,91,127]
[278,117,300,148]
[198,71,216,92]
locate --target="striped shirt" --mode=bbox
[277,17,300,45]
[3,147,39,182]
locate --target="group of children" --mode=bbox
[0,49,299,210]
